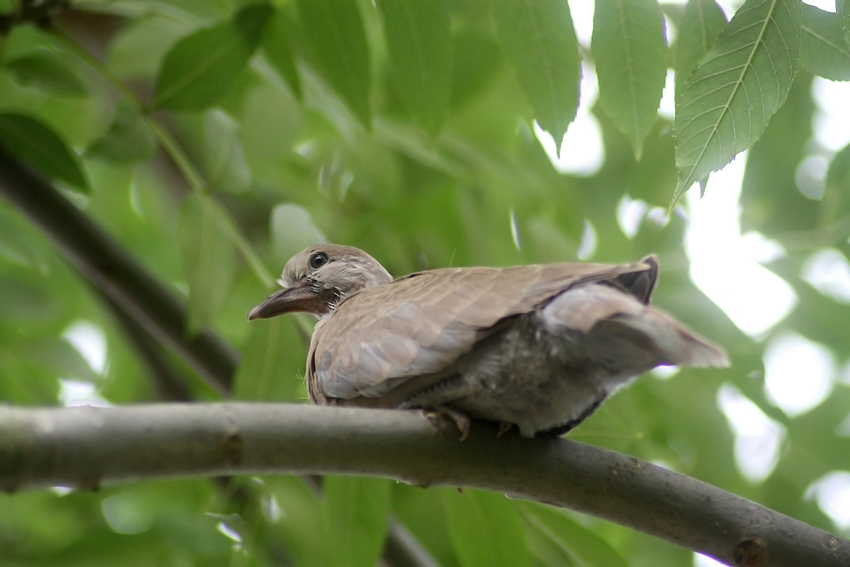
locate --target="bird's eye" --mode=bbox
[308,251,329,270]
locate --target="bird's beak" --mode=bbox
[247,280,319,320]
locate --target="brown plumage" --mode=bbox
[249,245,728,437]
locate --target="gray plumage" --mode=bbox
[249,245,728,437]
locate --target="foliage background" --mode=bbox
[1,0,849,565]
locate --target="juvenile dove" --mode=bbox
[249,245,728,438]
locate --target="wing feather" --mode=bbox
[312,261,652,400]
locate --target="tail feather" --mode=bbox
[545,282,729,369]
[613,310,729,368]
[612,255,659,305]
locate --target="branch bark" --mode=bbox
[1,403,847,567]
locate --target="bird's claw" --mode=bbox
[425,407,471,441]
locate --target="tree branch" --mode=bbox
[1,403,846,567]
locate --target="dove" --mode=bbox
[249,245,728,438]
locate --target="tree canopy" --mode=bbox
[1,0,850,565]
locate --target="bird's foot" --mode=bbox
[425,407,471,441]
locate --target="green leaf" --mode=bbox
[378,0,451,134]
[86,105,158,163]
[443,489,531,567]
[841,0,850,48]
[592,0,667,160]
[0,276,61,327]
[450,28,503,107]
[177,194,238,335]
[322,477,391,567]
[493,0,580,145]
[154,3,273,110]
[0,207,49,272]
[674,0,728,100]
[233,317,303,401]
[266,476,330,566]
[19,337,99,383]
[800,4,850,82]
[262,9,302,99]
[5,52,87,96]
[202,109,251,193]
[673,0,801,206]
[823,142,850,227]
[271,203,327,266]
[296,0,371,126]
[739,74,816,233]
[0,112,88,192]
[108,15,192,80]
[520,502,628,567]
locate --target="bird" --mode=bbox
[248,244,728,438]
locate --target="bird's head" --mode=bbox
[247,244,392,321]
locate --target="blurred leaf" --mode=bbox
[108,15,191,79]
[0,206,49,272]
[322,476,391,567]
[800,4,850,81]
[822,142,850,227]
[443,489,531,567]
[240,84,304,169]
[0,112,88,192]
[592,0,667,160]
[262,9,302,99]
[524,216,579,263]
[0,491,86,553]
[493,0,580,145]
[379,0,451,134]
[86,105,158,163]
[265,476,330,567]
[177,194,238,335]
[843,0,850,47]
[19,336,99,382]
[5,52,87,96]
[0,344,62,404]
[271,203,327,266]
[779,271,850,359]
[450,28,503,108]
[154,3,273,110]
[202,109,251,193]
[520,502,628,567]
[296,0,371,126]
[739,73,816,234]
[673,0,801,205]
[391,483,458,566]
[233,317,303,401]
[673,0,727,100]
[99,326,156,404]
[588,115,679,208]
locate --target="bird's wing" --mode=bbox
[310,260,652,400]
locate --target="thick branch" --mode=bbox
[1,403,847,567]
[0,146,236,394]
